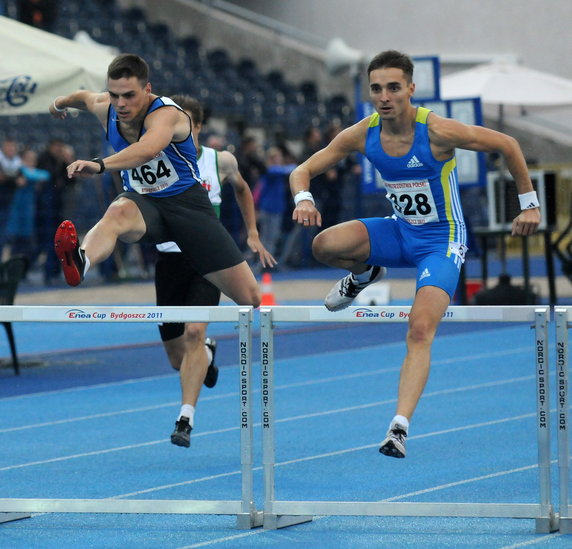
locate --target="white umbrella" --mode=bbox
[441,61,572,107]
[0,16,115,116]
[441,61,572,144]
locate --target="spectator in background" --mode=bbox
[205,134,226,151]
[0,138,23,260]
[59,144,78,221]
[236,135,266,190]
[275,127,329,269]
[301,127,327,206]
[18,0,57,32]
[35,138,73,284]
[5,148,50,260]
[323,121,363,225]
[256,146,296,260]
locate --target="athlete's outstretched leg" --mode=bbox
[54,198,146,286]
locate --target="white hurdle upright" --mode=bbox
[555,308,571,534]
[0,305,262,530]
[259,305,556,532]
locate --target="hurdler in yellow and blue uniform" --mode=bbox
[360,106,467,298]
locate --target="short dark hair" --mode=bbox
[170,94,203,125]
[367,50,414,82]
[107,53,149,85]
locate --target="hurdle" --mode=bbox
[0,305,262,530]
[555,308,571,534]
[259,305,556,532]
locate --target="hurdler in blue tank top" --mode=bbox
[106,96,201,197]
[364,106,467,252]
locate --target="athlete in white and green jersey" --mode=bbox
[155,95,276,448]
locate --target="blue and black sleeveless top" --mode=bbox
[106,96,201,197]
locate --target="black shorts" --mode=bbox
[115,184,244,275]
[155,251,221,341]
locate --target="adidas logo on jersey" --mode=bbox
[406,155,424,168]
[419,267,431,281]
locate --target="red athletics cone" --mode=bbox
[260,272,277,306]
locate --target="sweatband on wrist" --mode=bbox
[294,190,315,206]
[53,98,66,113]
[91,157,106,174]
[518,191,540,210]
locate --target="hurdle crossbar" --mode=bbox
[555,308,571,534]
[260,305,556,532]
[0,305,262,530]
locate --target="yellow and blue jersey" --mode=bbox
[365,106,467,254]
[361,107,467,296]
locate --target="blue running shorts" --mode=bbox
[359,216,467,299]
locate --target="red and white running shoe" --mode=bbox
[54,220,85,287]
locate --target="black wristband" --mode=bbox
[91,157,106,174]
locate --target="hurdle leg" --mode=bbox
[533,309,558,533]
[555,309,571,534]
[236,309,263,529]
[260,309,312,530]
[0,305,259,526]
[0,513,30,524]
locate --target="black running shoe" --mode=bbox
[203,337,219,388]
[171,416,192,448]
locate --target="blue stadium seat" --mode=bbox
[7,0,351,143]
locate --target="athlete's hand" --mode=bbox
[512,208,540,236]
[292,200,322,228]
[49,99,68,120]
[66,160,101,178]
[246,235,277,269]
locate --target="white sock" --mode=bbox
[391,415,409,433]
[178,404,195,427]
[82,251,90,276]
[205,344,213,365]
[353,266,374,283]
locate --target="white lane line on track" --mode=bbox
[498,534,563,548]
[0,374,541,471]
[176,530,261,549]
[0,366,404,433]
[0,340,396,402]
[0,336,531,403]
[0,343,533,432]
[169,460,563,549]
[0,373,180,402]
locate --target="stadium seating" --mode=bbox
[2,0,354,156]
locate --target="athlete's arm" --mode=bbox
[66,106,181,178]
[289,119,367,227]
[219,151,277,268]
[49,90,109,123]
[428,114,540,236]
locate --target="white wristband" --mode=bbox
[518,191,540,210]
[294,190,315,206]
[53,97,66,112]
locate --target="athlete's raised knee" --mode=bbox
[312,229,336,264]
[246,286,261,308]
[102,199,145,240]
